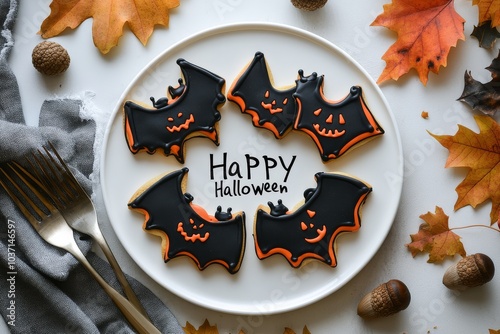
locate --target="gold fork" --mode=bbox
[0,159,161,334]
[28,142,149,319]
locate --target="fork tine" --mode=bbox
[0,165,44,227]
[45,142,85,196]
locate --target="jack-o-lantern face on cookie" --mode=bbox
[261,90,290,115]
[311,108,346,138]
[177,218,209,242]
[300,210,326,244]
[166,112,195,133]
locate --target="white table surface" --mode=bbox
[6,1,500,333]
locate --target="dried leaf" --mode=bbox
[406,206,466,262]
[371,0,465,85]
[430,115,500,224]
[489,329,500,334]
[183,319,219,334]
[471,21,500,48]
[39,0,180,54]
[473,0,500,27]
[457,70,500,115]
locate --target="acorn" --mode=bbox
[443,253,495,291]
[291,0,328,11]
[32,41,70,76]
[357,279,411,319]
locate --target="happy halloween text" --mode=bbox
[210,153,296,198]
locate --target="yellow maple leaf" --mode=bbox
[473,0,500,27]
[371,0,465,85]
[407,206,466,263]
[430,115,500,224]
[39,0,180,54]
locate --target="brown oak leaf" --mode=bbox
[473,0,500,27]
[407,206,466,263]
[430,115,500,224]
[39,0,180,54]
[489,329,500,334]
[371,0,465,85]
[183,319,219,334]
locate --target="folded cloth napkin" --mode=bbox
[0,0,183,333]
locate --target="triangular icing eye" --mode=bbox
[339,114,345,124]
[301,222,308,230]
[313,108,322,116]
[307,210,316,218]
[326,114,333,124]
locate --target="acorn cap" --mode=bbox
[443,253,495,291]
[291,0,328,11]
[357,279,411,319]
[32,41,70,76]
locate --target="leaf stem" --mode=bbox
[450,224,500,233]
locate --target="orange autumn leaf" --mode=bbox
[407,206,466,263]
[183,319,219,334]
[430,115,500,224]
[371,0,465,85]
[39,0,180,54]
[473,0,500,27]
[489,330,500,334]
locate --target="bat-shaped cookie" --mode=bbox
[124,58,226,163]
[293,71,384,162]
[254,172,371,268]
[128,168,246,274]
[228,52,296,139]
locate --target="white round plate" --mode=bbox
[101,22,403,315]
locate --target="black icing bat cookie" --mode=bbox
[293,71,385,162]
[128,168,246,274]
[254,172,371,268]
[228,52,297,139]
[124,59,226,163]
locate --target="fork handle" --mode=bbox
[91,227,150,319]
[68,243,161,334]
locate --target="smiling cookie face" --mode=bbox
[311,108,346,138]
[177,218,209,242]
[300,210,327,244]
[261,90,290,115]
[166,112,195,133]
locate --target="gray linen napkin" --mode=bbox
[0,0,183,333]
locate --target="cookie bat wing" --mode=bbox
[293,71,384,161]
[128,168,246,274]
[124,59,226,163]
[228,52,296,139]
[254,172,372,268]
